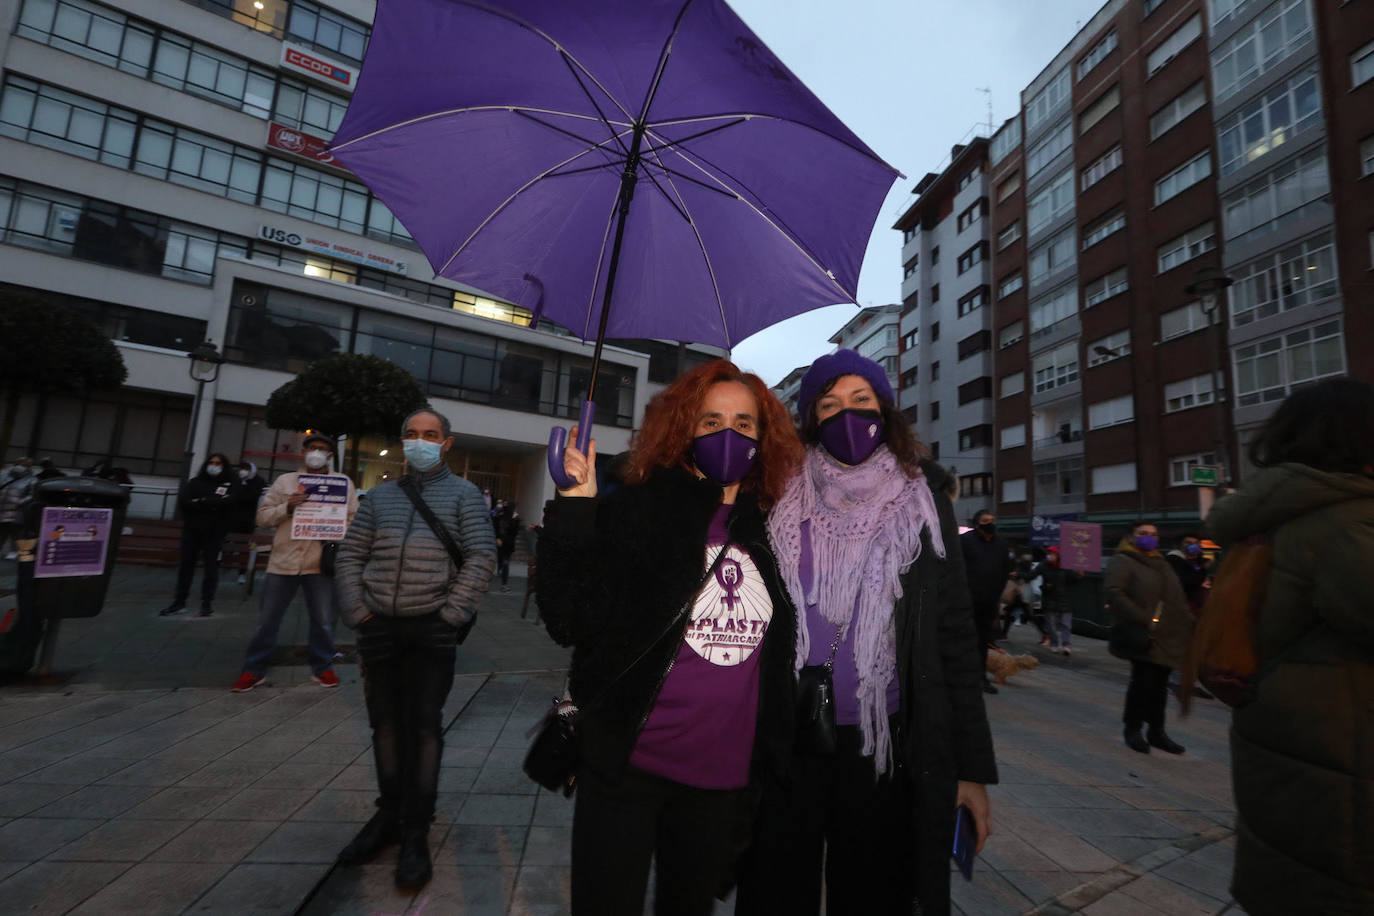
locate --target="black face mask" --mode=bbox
[978,522,996,536]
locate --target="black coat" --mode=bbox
[180,469,238,537]
[228,474,266,534]
[959,528,1013,611]
[536,468,797,797]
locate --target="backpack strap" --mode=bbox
[398,475,464,571]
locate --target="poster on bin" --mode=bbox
[290,474,351,541]
[1058,521,1103,573]
[34,507,114,578]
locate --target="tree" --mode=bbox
[0,291,128,458]
[265,353,428,480]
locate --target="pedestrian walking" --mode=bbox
[231,436,356,692]
[0,458,37,560]
[1036,547,1078,655]
[160,453,238,617]
[538,359,802,916]
[1105,521,1195,754]
[334,408,496,889]
[1205,377,1374,916]
[493,504,519,593]
[736,350,996,916]
[961,509,1013,694]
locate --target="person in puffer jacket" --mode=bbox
[334,407,496,890]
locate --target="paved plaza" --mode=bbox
[0,564,1244,914]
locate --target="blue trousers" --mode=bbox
[242,573,337,676]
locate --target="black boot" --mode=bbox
[1123,726,1150,754]
[395,828,432,888]
[337,811,399,865]
[1147,728,1185,754]
[199,599,213,617]
[158,603,186,617]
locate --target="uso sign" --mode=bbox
[280,42,354,91]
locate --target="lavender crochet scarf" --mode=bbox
[768,446,945,772]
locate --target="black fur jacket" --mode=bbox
[536,467,797,791]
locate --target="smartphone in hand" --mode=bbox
[952,804,976,881]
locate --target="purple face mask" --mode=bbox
[1135,534,1159,552]
[691,428,758,486]
[818,408,885,466]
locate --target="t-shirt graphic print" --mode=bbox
[683,543,772,666]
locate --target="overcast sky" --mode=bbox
[728,0,1108,385]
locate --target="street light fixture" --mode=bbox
[181,341,225,491]
[1184,266,1234,490]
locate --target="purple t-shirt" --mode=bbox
[629,504,773,790]
[799,521,901,724]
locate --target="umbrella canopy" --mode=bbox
[328,0,900,350]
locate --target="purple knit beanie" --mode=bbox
[797,349,895,418]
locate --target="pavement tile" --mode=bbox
[66,861,230,915]
[456,793,537,826]
[208,786,317,821]
[442,743,493,767]
[472,765,540,796]
[292,788,378,822]
[176,759,277,789]
[996,869,1090,906]
[0,859,26,882]
[96,755,210,787]
[530,790,574,827]
[508,864,572,914]
[48,817,193,862]
[1081,890,1172,915]
[253,762,348,789]
[1154,854,1235,903]
[432,790,467,825]
[0,816,104,860]
[1083,835,1172,865]
[520,825,571,867]
[248,820,354,864]
[185,862,329,915]
[434,824,528,866]
[1037,807,1184,839]
[125,785,235,820]
[27,754,141,785]
[299,861,418,916]
[949,864,1036,914]
[30,783,160,819]
[0,781,78,817]
[147,819,279,863]
[404,865,516,915]
[1117,872,1225,915]
[0,861,134,915]
[978,832,1067,872]
[482,745,530,769]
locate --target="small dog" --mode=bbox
[986,650,1040,685]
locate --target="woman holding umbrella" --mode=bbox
[738,350,997,916]
[537,359,801,915]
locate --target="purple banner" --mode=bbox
[1058,521,1102,573]
[35,507,113,578]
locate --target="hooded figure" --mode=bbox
[161,453,238,617]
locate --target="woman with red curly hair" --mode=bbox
[537,359,802,915]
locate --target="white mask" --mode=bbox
[304,450,330,470]
[205,465,223,477]
[238,469,250,480]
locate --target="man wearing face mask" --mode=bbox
[334,408,496,889]
[160,453,239,617]
[960,509,1014,694]
[231,436,357,692]
[229,461,268,584]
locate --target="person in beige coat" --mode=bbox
[1104,521,1194,754]
[232,434,358,692]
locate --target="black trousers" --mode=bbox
[1123,659,1171,731]
[571,765,749,916]
[357,612,458,825]
[972,600,998,680]
[174,529,223,604]
[736,723,914,916]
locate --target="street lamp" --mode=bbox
[1184,266,1233,490]
[181,340,225,488]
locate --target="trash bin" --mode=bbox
[0,477,129,679]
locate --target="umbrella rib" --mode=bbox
[638,156,739,199]
[648,113,896,171]
[513,108,629,154]
[634,163,693,225]
[330,106,628,152]
[557,50,632,160]
[643,126,857,301]
[436,128,634,277]
[636,0,696,123]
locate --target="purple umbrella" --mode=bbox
[329,0,899,486]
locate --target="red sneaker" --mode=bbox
[312,669,340,688]
[231,672,264,693]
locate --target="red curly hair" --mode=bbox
[621,359,802,509]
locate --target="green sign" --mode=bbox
[1189,466,1219,486]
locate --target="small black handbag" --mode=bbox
[795,628,843,756]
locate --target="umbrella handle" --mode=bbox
[547,401,597,490]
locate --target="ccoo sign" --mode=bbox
[280,42,354,91]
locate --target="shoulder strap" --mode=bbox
[398,475,464,570]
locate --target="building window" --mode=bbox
[857,326,899,360]
[1032,341,1079,393]
[1355,40,1374,87]
[260,158,371,234]
[1087,328,1131,366]
[999,372,1025,398]
[1081,145,1122,190]
[13,387,191,476]
[1028,168,1074,236]
[1030,285,1076,337]
[1027,123,1072,177]
[997,221,1022,251]
[957,167,979,191]
[1037,457,1085,499]
[1170,451,1220,486]
[903,226,916,243]
[1221,148,1330,246]
[1081,209,1126,249]
[1150,81,1206,140]
[1144,0,1166,14]
[1002,477,1027,503]
[1000,424,1027,449]
[958,377,993,406]
[901,328,918,351]
[1211,0,1312,104]
[1078,85,1120,135]
[900,366,919,389]
[999,320,1024,350]
[929,441,940,461]
[1078,29,1118,81]
[287,0,369,63]
[962,473,994,497]
[990,115,1022,166]
[931,361,940,381]
[931,284,940,303]
[1029,227,1076,282]
[931,246,940,265]
[957,330,991,361]
[903,404,919,424]
[1083,268,1129,308]
[1216,66,1320,177]
[931,322,941,342]
[902,291,919,315]
[903,257,918,279]
[0,75,141,169]
[957,199,986,232]
[997,172,1022,203]
[930,401,941,421]
[1026,68,1071,132]
[1088,394,1134,429]
[1091,462,1138,494]
[1362,136,1374,178]
[998,272,1024,299]
[957,242,988,275]
[1159,300,1213,341]
[1229,231,1338,326]
[1234,319,1344,407]
[958,287,989,317]
[1209,0,1254,29]
[274,76,350,137]
[958,424,993,451]
[1148,13,1201,77]
[1164,372,1224,412]
[1154,151,1213,205]
[1157,222,1216,273]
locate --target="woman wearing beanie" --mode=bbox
[736,349,997,916]
[537,359,802,915]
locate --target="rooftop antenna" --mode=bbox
[975,87,993,134]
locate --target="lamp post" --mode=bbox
[181,340,225,489]
[1184,266,1234,494]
